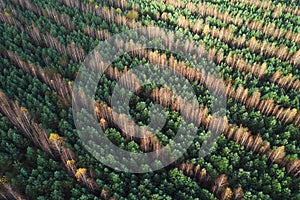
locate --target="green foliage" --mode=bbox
[0,0,299,199]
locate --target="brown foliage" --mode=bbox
[11,0,75,30]
[221,187,233,200]
[233,187,244,200]
[286,160,300,177]
[0,182,26,200]
[212,174,229,197]
[267,146,285,164]
[4,51,72,103]
[179,163,212,190]
[0,92,53,155]
[0,11,24,32]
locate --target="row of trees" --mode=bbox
[173,13,299,67]
[0,48,227,200]
[0,22,118,197]
[11,0,75,31]
[0,177,26,200]
[13,0,299,99]
[4,0,298,177]
[91,83,246,200]
[5,2,299,109]
[80,46,297,171]
[0,21,223,198]
[98,67,298,198]
[1,0,298,198]
[225,53,300,93]
[83,0,300,99]
[179,163,244,200]
[0,99,101,200]
[85,57,298,198]
[0,13,241,199]
[230,0,300,17]
[150,86,300,177]
[4,0,298,158]
[122,0,300,76]
[132,47,299,128]
[159,0,299,44]
[125,0,299,62]
[0,91,116,198]
[27,0,298,77]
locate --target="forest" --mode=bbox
[0,0,299,199]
